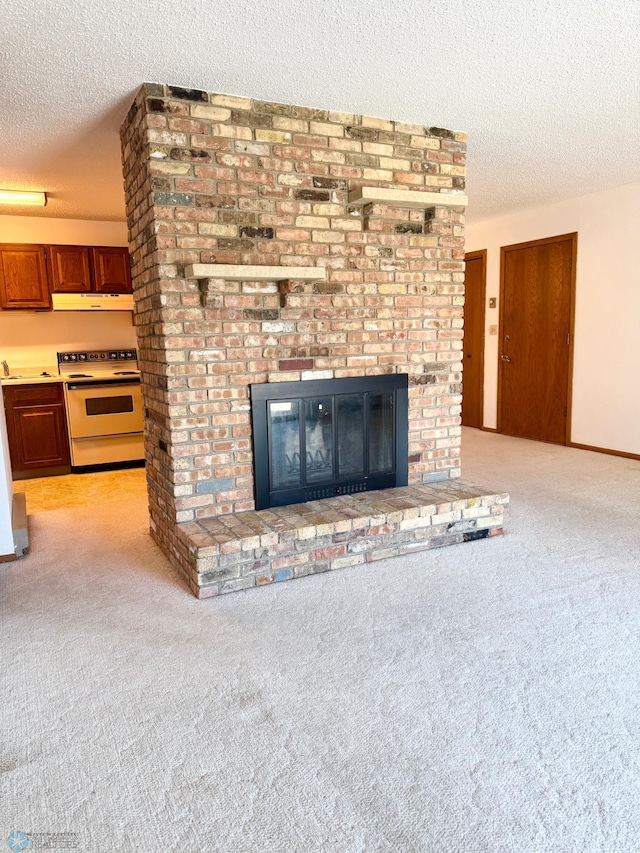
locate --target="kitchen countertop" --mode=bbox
[1,375,64,386]
[0,365,63,386]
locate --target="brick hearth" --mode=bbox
[120,83,508,598]
[177,481,508,598]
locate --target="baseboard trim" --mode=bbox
[12,465,70,481]
[0,552,17,563]
[480,427,499,433]
[568,442,640,461]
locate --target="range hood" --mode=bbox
[51,293,134,311]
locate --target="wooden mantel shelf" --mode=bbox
[184,264,326,282]
[348,186,468,209]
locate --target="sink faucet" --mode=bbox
[1,361,9,377]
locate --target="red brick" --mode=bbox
[278,358,314,371]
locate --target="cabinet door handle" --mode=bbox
[501,355,511,362]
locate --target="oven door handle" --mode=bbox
[66,379,141,390]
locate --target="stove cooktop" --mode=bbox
[64,370,141,382]
[57,349,140,382]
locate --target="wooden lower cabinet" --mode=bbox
[3,383,70,476]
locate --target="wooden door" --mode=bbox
[90,247,133,293]
[0,245,50,308]
[462,250,486,428]
[498,234,576,444]
[48,245,92,292]
[4,384,70,471]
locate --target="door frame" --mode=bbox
[497,232,578,445]
[463,249,486,428]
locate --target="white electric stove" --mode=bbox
[57,349,144,469]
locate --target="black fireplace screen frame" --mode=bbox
[250,374,409,510]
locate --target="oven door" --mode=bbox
[65,379,142,438]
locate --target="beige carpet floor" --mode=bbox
[2,428,640,852]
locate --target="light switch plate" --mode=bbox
[489,325,498,335]
[489,297,497,308]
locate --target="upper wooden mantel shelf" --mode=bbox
[184,264,327,282]
[348,187,469,209]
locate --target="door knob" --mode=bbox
[501,355,511,362]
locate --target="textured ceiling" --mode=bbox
[2,0,639,224]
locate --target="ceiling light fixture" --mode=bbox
[0,189,47,206]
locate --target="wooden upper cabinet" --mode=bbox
[0,243,133,307]
[48,245,92,293]
[0,245,50,309]
[89,247,133,293]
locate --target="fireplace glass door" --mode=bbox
[251,375,408,509]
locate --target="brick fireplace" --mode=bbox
[120,83,508,598]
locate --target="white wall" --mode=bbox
[0,214,127,246]
[0,312,137,371]
[466,181,640,455]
